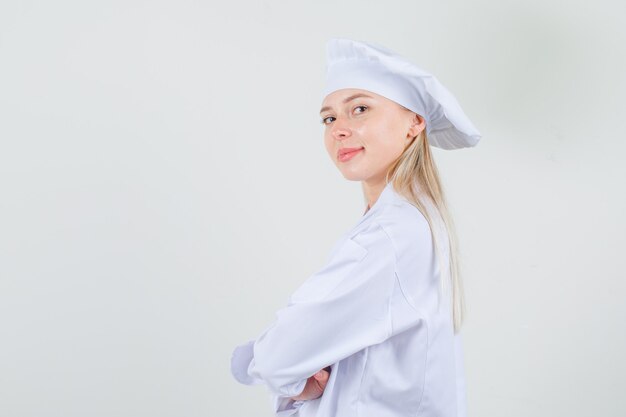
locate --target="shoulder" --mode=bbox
[349,220,396,260]
[377,201,434,254]
[351,201,434,262]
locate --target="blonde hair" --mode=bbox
[384,128,465,333]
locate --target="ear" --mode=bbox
[406,113,426,139]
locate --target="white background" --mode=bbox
[1,1,624,416]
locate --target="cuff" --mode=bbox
[272,392,305,416]
[230,340,264,385]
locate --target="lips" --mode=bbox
[337,147,364,157]
[337,147,364,162]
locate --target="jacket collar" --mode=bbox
[350,181,403,231]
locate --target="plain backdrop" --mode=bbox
[1,1,625,416]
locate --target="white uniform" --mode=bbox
[230,181,467,416]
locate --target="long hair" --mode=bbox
[383,128,465,333]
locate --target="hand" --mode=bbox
[290,367,331,401]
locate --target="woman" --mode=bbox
[231,38,481,417]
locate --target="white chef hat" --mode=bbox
[323,38,482,150]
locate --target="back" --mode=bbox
[231,182,467,417]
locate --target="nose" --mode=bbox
[331,119,351,141]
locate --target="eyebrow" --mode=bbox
[319,93,374,114]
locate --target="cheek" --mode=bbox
[365,124,406,163]
[323,133,334,156]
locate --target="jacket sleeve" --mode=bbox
[230,222,399,397]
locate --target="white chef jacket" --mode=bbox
[230,181,467,417]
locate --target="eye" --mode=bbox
[321,116,336,125]
[354,105,368,114]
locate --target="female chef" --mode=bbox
[231,38,482,417]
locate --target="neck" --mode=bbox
[362,179,387,214]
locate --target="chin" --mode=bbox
[338,170,365,182]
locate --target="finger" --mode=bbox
[314,370,329,381]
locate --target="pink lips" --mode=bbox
[337,147,364,162]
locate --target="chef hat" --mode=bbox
[323,38,482,150]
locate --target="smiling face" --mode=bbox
[320,88,426,186]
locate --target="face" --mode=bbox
[319,88,425,185]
